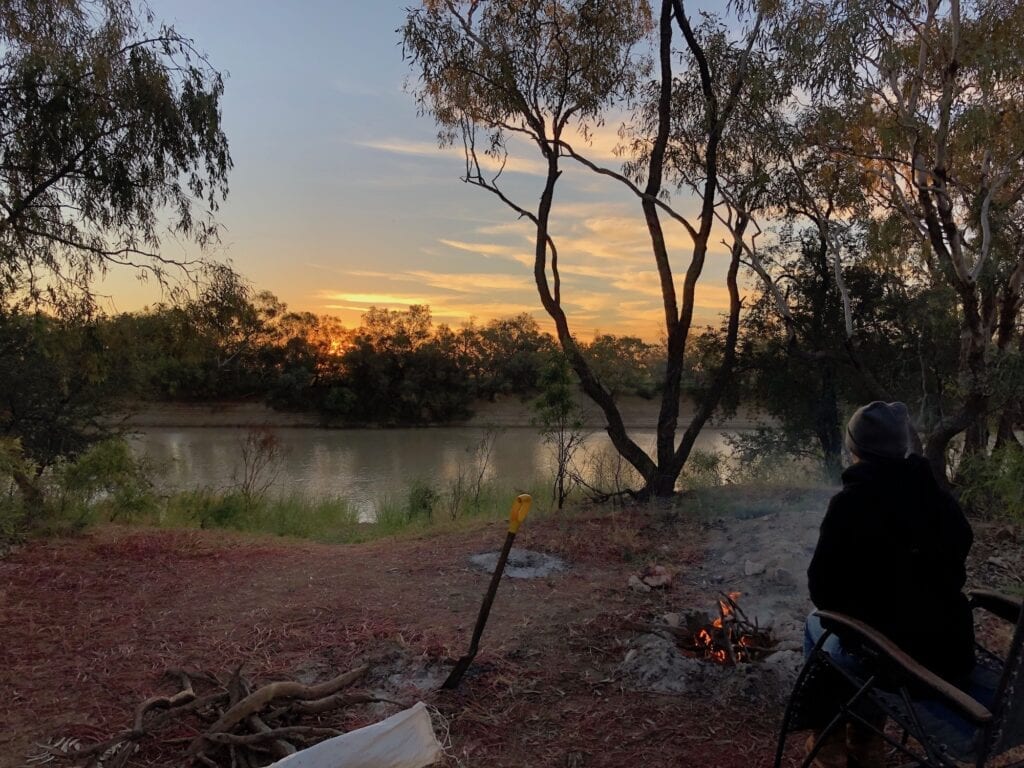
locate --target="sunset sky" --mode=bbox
[100,0,737,340]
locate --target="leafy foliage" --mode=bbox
[0,0,231,306]
[959,445,1024,520]
[0,308,123,469]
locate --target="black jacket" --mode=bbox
[807,454,975,681]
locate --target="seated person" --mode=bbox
[804,401,974,767]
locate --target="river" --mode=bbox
[128,425,747,517]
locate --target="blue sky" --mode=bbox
[100,1,738,339]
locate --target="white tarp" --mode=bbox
[268,702,443,768]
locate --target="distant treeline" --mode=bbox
[0,271,695,468]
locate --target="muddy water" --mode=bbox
[128,426,746,517]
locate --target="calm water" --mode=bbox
[128,426,743,517]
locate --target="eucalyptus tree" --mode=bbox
[403,0,785,497]
[780,0,1024,478]
[0,0,231,308]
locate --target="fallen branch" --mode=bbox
[51,663,384,767]
[188,665,369,757]
[133,670,195,734]
[205,726,343,746]
[247,714,295,760]
[280,692,407,716]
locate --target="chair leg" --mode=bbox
[773,695,799,768]
[847,712,886,768]
[801,714,849,768]
[899,686,947,768]
[774,632,835,768]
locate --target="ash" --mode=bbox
[469,548,568,579]
[618,631,804,705]
[618,487,834,704]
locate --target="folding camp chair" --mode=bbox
[774,589,1024,768]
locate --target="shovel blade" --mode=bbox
[441,655,473,689]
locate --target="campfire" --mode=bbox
[624,592,776,665]
[679,593,775,665]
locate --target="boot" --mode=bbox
[805,730,847,768]
[846,718,886,768]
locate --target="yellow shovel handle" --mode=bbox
[508,493,532,534]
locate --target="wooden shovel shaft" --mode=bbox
[442,529,517,689]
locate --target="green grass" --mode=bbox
[113,473,558,545]
[154,490,369,543]
[1,473,561,549]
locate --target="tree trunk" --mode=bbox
[963,419,989,459]
[638,469,678,500]
[12,468,44,513]
[815,363,844,483]
[994,407,1023,450]
[924,393,984,490]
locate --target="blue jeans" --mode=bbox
[804,612,887,726]
[804,612,870,678]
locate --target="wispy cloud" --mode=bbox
[438,238,533,266]
[346,268,530,295]
[356,138,546,176]
[320,291,437,306]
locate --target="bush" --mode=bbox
[725,429,827,486]
[681,449,727,489]
[0,437,157,543]
[188,490,249,529]
[55,438,156,522]
[959,445,1024,519]
[0,439,30,547]
[406,478,438,521]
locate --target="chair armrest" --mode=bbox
[815,610,992,725]
[969,589,1022,624]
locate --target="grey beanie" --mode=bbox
[845,401,910,460]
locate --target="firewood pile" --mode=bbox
[46,664,401,767]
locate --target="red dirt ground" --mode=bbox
[1,507,798,767]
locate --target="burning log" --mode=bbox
[685,593,776,664]
[627,593,776,665]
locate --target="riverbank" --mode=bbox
[4,487,1019,767]
[113,396,771,430]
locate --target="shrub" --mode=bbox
[681,449,727,488]
[959,445,1024,519]
[406,478,438,521]
[55,438,156,522]
[192,491,249,529]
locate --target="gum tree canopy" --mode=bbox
[0,0,231,304]
[777,0,1024,479]
[403,0,784,497]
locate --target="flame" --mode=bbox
[681,592,768,665]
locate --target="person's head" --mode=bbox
[845,401,910,463]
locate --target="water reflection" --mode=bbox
[129,426,741,518]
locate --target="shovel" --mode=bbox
[441,493,532,690]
